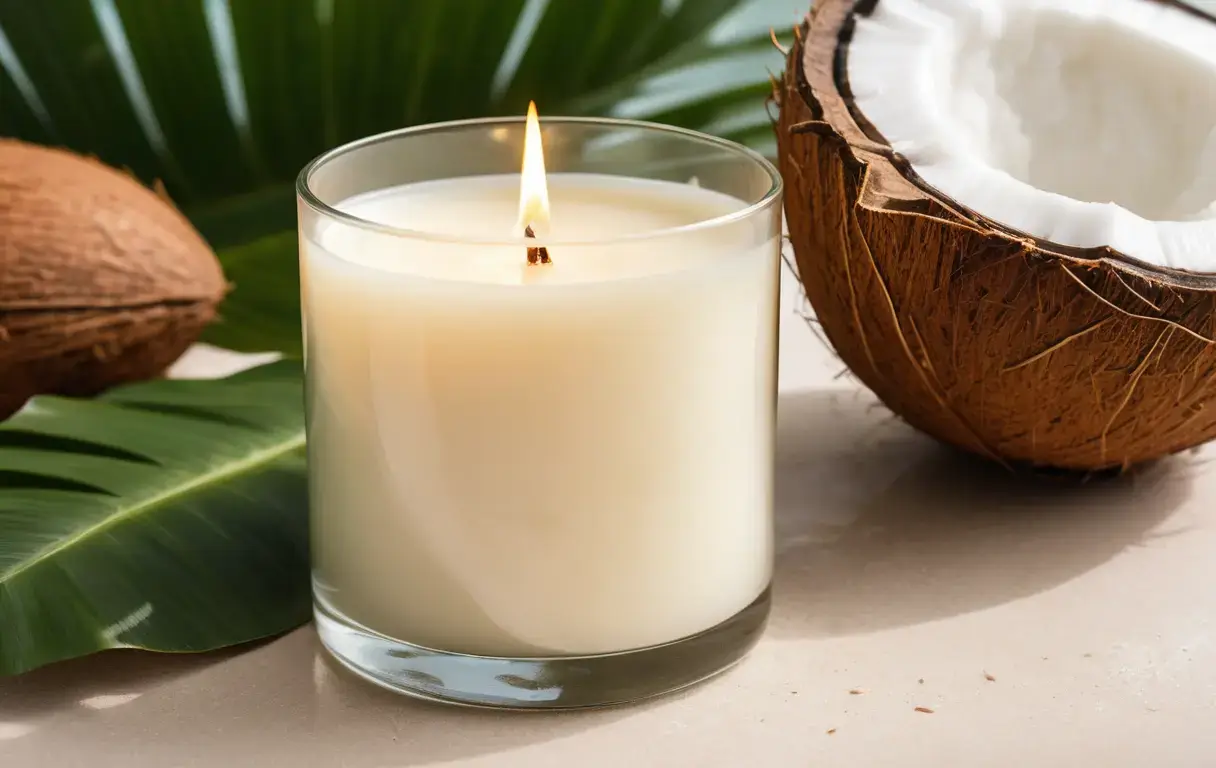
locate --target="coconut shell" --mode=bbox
[776,0,1216,471]
[0,140,226,417]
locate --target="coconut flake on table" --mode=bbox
[847,0,1216,272]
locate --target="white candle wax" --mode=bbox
[305,173,778,656]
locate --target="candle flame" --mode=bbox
[518,101,550,235]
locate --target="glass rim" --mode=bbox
[296,115,783,247]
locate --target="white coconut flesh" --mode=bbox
[847,0,1216,272]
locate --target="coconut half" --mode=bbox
[776,0,1216,470]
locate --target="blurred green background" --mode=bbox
[0,0,805,354]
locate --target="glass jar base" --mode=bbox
[314,586,771,710]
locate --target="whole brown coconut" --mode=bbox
[776,0,1216,471]
[0,140,226,418]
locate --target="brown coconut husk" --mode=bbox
[0,140,227,417]
[775,0,1216,471]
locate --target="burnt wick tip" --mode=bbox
[524,224,551,265]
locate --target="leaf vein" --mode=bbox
[0,430,305,586]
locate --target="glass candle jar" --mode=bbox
[298,115,782,709]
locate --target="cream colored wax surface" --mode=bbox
[304,174,779,656]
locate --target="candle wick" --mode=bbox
[524,224,551,266]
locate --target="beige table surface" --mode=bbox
[2,262,1214,767]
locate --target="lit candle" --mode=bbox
[300,106,782,706]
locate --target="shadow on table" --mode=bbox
[0,628,632,765]
[0,386,1196,765]
[769,387,1195,638]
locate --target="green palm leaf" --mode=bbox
[0,361,307,676]
[0,0,804,354]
